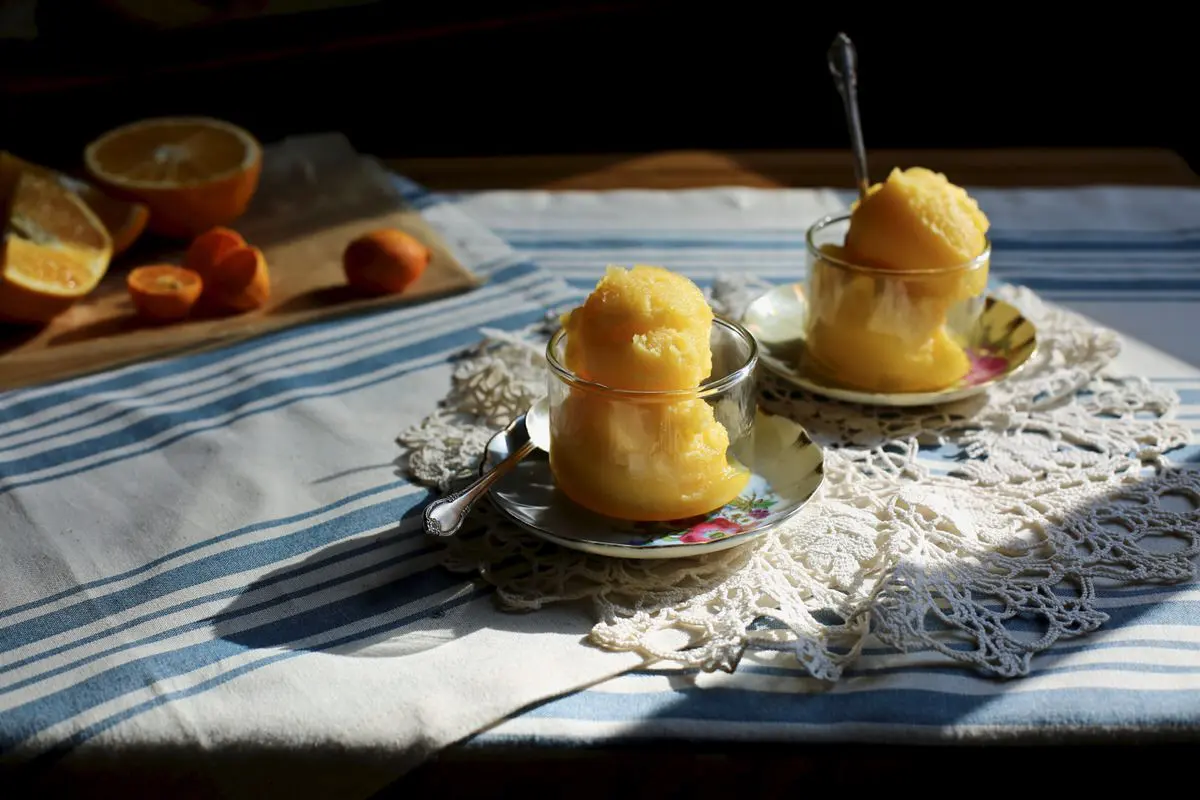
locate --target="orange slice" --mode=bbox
[83,117,262,239]
[0,172,113,325]
[0,151,149,256]
[62,176,149,256]
[127,264,203,322]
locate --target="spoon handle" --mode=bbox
[827,32,871,200]
[423,438,536,537]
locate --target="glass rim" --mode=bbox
[805,211,991,276]
[546,316,759,399]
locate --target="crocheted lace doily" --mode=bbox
[398,276,1199,680]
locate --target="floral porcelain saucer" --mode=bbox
[740,284,1038,407]
[480,409,824,559]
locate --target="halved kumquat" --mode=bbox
[202,245,270,312]
[127,265,203,321]
[184,226,246,276]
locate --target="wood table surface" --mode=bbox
[380,146,1196,797]
[387,147,1198,191]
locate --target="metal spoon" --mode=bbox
[422,395,551,537]
[827,32,871,201]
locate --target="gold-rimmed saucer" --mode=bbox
[740,284,1038,407]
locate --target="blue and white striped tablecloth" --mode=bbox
[1,173,1197,794]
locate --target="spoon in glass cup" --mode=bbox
[827,31,871,202]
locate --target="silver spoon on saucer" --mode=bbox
[422,395,551,537]
[827,32,871,201]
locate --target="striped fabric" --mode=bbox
[1,175,1197,789]
[451,184,1200,745]
[0,178,645,795]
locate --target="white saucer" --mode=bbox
[481,409,824,559]
[740,283,1038,407]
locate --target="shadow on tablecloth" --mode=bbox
[208,502,553,660]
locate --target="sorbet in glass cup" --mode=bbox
[803,168,991,394]
[546,265,757,522]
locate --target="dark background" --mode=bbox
[0,0,1195,173]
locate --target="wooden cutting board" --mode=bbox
[0,134,483,391]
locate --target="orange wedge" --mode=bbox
[0,172,113,325]
[0,151,149,256]
[83,117,262,239]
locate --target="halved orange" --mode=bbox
[83,117,262,239]
[0,172,113,325]
[0,151,149,256]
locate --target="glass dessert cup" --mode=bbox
[803,212,991,395]
[545,318,759,523]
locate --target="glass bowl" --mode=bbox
[803,212,990,394]
[545,317,759,522]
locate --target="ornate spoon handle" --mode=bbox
[827,32,871,201]
[422,438,536,537]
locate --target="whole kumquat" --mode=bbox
[342,229,430,296]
